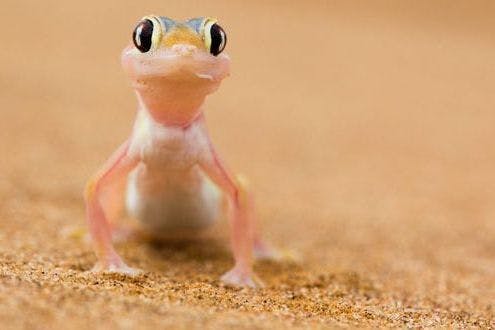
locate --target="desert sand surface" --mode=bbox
[1,0,494,328]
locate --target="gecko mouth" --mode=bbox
[121,46,230,83]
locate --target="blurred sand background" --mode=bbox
[1,0,494,328]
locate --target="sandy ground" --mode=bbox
[1,0,494,328]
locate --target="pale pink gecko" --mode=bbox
[84,15,280,287]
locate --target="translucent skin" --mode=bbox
[84,17,274,287]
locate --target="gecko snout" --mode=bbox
[170,44,198,56]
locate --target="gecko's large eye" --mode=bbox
[133,19,154,53]
[204,22,227,56]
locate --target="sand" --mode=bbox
[1,0,494,328]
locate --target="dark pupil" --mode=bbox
[210,24,226,56]
[133,19,153,53]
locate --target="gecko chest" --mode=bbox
[138,121,207,171]
[126,119,221,232]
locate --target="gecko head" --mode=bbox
[121,16,231,125]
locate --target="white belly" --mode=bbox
[125,164,221,232]
[125,110,221,232]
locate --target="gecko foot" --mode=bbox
[90,259,142,277]
[220,267,264,288]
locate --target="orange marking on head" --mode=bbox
[162,26,206,50]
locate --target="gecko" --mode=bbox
[83,15,277,287]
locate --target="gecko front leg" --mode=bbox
[199,130,262,288]
[84,140,140,275]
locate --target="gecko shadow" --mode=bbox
[143,236,232,264]
[139,236,303,275]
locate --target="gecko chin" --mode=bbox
[121,45,231,126]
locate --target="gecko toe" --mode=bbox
[220,267,264,288]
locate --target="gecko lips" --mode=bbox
[121,46,230,84]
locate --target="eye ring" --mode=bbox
[132,16,162,53]
[203,20,227,56]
